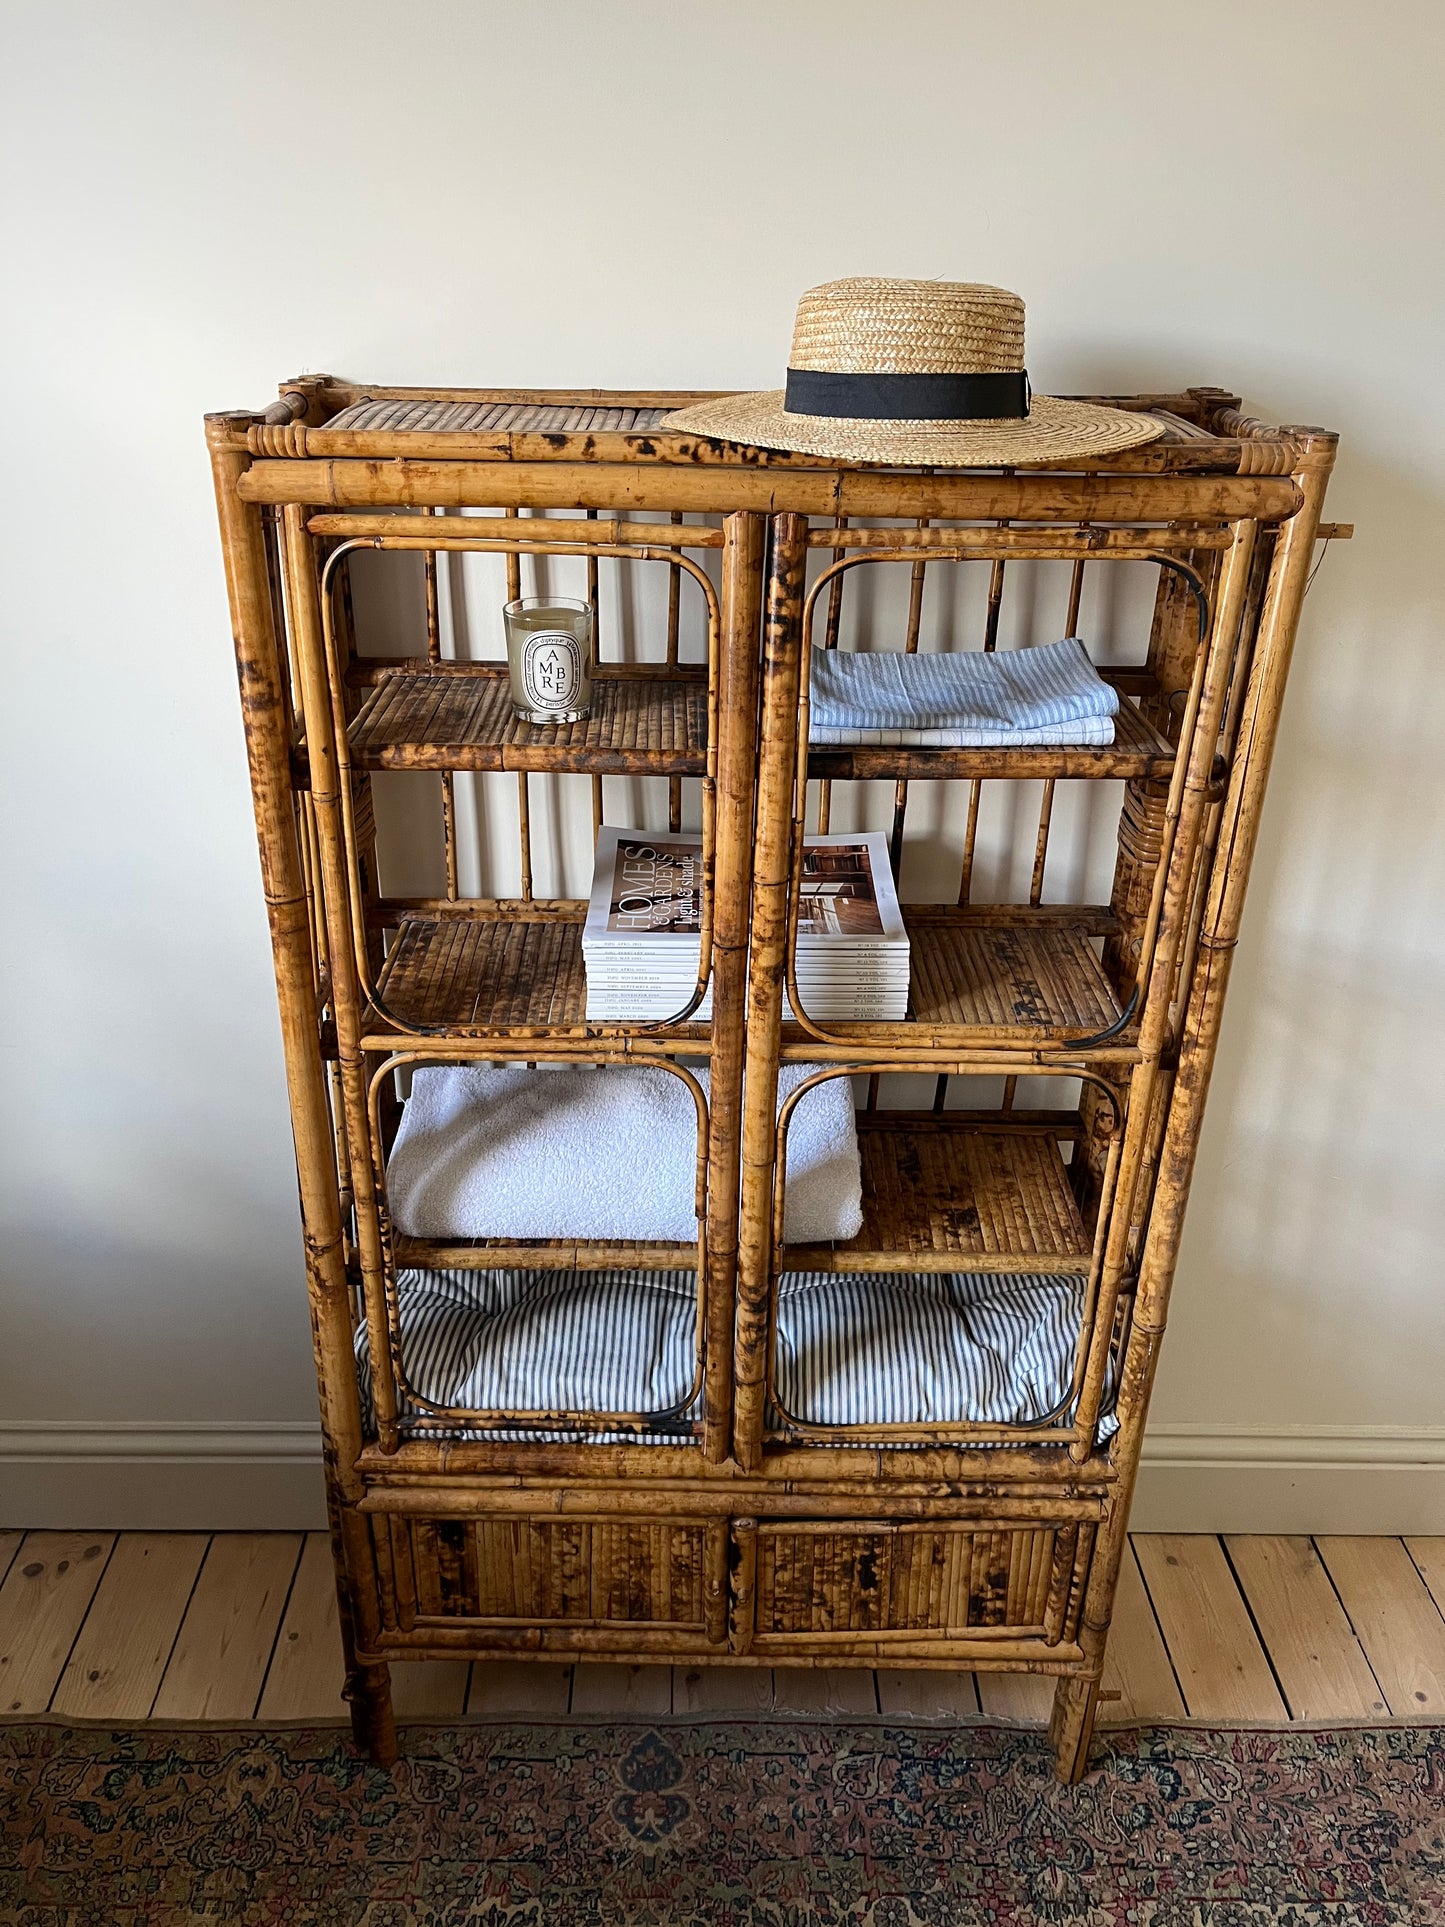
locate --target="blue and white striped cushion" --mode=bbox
[355,1267,1115,1444]
[809,637,1119,747]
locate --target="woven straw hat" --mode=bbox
[662,278,1161,465]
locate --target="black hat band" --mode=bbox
[784,367,1031,422]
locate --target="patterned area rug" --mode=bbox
[2,1717,1441,1925]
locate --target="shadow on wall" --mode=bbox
[1159,441,1445,1425]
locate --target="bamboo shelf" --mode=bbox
[366,903,710,1043]
[347,663,709,774]
[783,1116,1091,1275]
[781,907,1126,1050]
[209,372,1338,1784]
[807,674,1176,783]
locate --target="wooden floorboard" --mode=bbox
[1099,1541,1185,1724]
[51,1534,208,1720]
[876,1669,979,1718]
[0,1533,115,1715]
[976,1670,1055,1724]
[392,1660,470,1720]
[153,1533,303,1720]
[1226,1535,1387,1720]
[466,1662,572,1716]
[1133,1534,1286,1720]
[674,1664,777,1714]
[1316,1536,1445,1717]
[11,1533,1445,1732]
[570,1663,672,1716]
[1403,1537,1445,1620]
[255,1532,347,1720]
[771,1668,878,1716]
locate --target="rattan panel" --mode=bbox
[396,1515,712,1626]
[752,1522,1070,1639]
[323,399,674,435]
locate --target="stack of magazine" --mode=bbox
[584,827,910,1023]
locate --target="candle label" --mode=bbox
[522,632,583,710]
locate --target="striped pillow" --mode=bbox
[355,1267,1115,1445]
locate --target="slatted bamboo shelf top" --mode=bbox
[366,903,710,1046]
[782,908,1127,1052]
[346,663,709,775]
[362,901,1125,1051]
[225,377,1321,483]
[783,1115,1091,1276]
[391,1232,698,1274]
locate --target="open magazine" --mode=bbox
[583,828,910,1021]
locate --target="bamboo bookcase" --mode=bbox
[207,377,1338,1780]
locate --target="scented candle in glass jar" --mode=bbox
[503,596,593,723]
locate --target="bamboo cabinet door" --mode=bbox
[370,1514,729,1649]
[731,1518,1094,1656]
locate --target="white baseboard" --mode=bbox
[0,1423,328,1531]
[2,1420,1442,1534]
[1131,1423,1445,1533]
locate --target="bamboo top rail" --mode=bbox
[208,377,1336,489]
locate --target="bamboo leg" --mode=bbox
[1066,440,1335,1774]
[1049,1673,1101,1783]
[733,515,808,1471]
[206,427,394,1765]
[701,514,765,1462]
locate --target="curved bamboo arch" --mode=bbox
[362,1049,711,1435]
[315,530,722,1036]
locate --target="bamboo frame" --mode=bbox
[210,382,1335,1785]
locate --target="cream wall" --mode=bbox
[3,0,1442,1529]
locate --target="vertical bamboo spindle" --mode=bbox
[207,428,395,1767]
[700,512,766,1461]
[816,515,849,834]
[667,509,684,833]
[888,519,931,870]
[588,509,603,839]
[937,544,1008,1110]
[733,514,807,1472]
[1002,552,1085,1113]
[422,508,459,900]
[504,544,532,899]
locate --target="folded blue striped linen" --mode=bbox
[355,1266,1116,1444]
[809,636,1118,747]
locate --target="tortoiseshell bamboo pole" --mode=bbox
[206,425,396,1766]
[421,508,459,900]
[815,514,849,835]
[587,509,603,837]
[699,512,766,1461]
[733,514,808,1471]
[667,509,684,832]
[281,506,401,1462]
[243,459,1302,524]
[888,519,931,870]
[503,543,531,900]
[1066,519,1257,1461]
